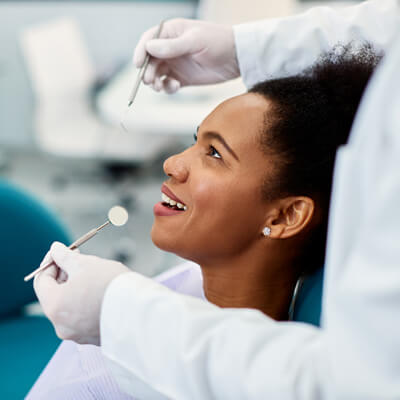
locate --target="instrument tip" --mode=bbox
[120,121,128,133]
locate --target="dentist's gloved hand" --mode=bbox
[133,18,240,93]
[33,242,130,346]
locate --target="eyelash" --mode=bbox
[193,133,222,160]
[207,145,222,159]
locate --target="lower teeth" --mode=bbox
[163,202,181,210]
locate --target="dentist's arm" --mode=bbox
[33,243,326,399]
[235,0,399,87]
[133,0,400,92]
[101,274,327,400]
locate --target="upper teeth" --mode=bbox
[162,193,187,210]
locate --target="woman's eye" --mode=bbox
[208,145,222,159]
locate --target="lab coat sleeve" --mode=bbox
[101,273,328,400]
[234,0,400,87]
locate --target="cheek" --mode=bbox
[192,180,220,208]
[191,179,263,247]
[192,178,237,223]
[151,173,266,261]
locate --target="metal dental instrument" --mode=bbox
[120,20,165,133]
[24,206,129,282]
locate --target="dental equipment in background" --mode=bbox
[24,206,129,282]
[120,20,165,132]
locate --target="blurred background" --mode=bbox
[0,0,363,277]
[0,0,364,398]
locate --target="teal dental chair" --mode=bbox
[293,267,324,327]
[0,180,71,399]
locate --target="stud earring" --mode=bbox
[262,227,271,237]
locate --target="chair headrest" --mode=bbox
[0,180,70,318]
[292,267,324,327]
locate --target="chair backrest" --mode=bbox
[0,180,71,318]
[292,267,324,327]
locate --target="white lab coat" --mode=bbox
[100,0,400,398]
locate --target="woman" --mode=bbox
[28,44,379,399]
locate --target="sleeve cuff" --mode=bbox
[234,18,282,88]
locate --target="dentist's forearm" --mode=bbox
[101,273,325,400]
[234,0,400,87]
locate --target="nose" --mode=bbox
[163,150,189,182]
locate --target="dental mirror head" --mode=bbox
[108,205,129,226]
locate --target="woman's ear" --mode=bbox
[266,197,315,239]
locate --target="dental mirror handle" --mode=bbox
[69,228,98,250]
[24,221,111,282]
[69,221,110,249]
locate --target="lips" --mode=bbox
[161,184,184,205]
[153,184,187,217]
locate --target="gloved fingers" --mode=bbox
[152,77,163,92]
[150,62,182,93]
[162,77,181,94]
[145,31,197,60]
[143,58,162,85]
[49,241,80,275]
[133,19,188,66]
[33,264,68,327]
[57,269,69,283]
[133,25,160,67]
[154,61,171,79]
[39,249,53,268]
[38,245,79,283]
[151,62,172,91]
[37,261,58,281]
[33,264,60,308]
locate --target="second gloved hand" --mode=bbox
[34,242,131,346]
[133,18,240,93]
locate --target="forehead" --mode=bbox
[200,92,271,156]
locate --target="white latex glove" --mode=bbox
[133,18,240,93]
[33,242,130,345]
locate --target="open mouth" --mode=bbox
[161,193,187,211]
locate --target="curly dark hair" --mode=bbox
[250,43,382,275]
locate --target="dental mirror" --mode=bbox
[24,205,129,282]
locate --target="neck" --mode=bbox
[200,250,298,321]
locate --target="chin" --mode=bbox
[151,225,198,262]
[151,224,179,254]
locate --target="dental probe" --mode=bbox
[24,206,129,282]
[120,20,165,133]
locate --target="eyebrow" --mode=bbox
[202,130,239,161]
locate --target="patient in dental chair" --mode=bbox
[27,44,380,399]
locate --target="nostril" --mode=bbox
[163,153,188,182]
